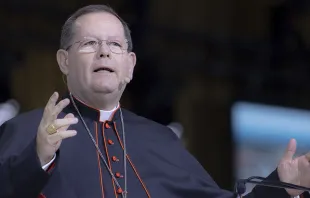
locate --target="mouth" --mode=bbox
[93,67,114,73]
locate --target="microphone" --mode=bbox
[234,176,310,197]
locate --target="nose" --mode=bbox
[99,53,110,58]
[97,42,111,59]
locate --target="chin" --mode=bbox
[92,84,118,94]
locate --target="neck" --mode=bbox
[70,90,121,111]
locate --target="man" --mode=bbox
[1,4,310,198]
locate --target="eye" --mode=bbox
[108,41,122,47]
[82,40,97,46]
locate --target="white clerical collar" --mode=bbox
[99,103,119,122]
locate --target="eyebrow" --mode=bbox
[83,35,125,40]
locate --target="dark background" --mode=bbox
[1,0,310,191]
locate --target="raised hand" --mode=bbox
[277,139,310,197]
[36,92,78,166]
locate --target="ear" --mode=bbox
[56,49,69,75]
[124,52,136,83]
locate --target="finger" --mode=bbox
[58,113,76,131]
[42,92,59,120]
[51,98,70,120]
[49,130,77,143]
[52,116,78,130]
[282,138,297,161]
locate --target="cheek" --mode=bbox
[114,58,127,76]
[69,55,92,77]
[120,63,131,78]
[120,57,132,76]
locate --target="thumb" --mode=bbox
[282,138,297,162]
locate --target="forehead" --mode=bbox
[74,12,125,39]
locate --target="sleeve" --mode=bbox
[0,122,52,198]
[243,170,291,198]
[176,160,292,198]
[164,129,292,198]
[42,154,56,170]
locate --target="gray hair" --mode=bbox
[60,5,133,52]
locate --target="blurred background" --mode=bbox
[1,0,310,193]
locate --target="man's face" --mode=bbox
[63,12,136,97]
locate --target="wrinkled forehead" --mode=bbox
[73,12,126,41]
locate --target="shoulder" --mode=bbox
[0,108,44,137]
[0,108,44,155]
[122,109,214,182]
[122,108,178,141]
[3,108,44,127]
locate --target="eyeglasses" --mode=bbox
[66,37,128,54]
